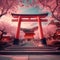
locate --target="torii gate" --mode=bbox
[12,13,48,44]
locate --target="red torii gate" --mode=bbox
[12,13,48,44]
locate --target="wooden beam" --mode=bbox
[12,13,48,18]
[12,19,48,22]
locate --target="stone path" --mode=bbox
[0,55,60,60]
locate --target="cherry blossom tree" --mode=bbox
[0,0,18,17]
[34,24,57,39]
[39,0,60,21]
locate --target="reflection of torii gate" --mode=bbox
[12,13,48,40]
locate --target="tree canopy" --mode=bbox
[0,0,60,21]
[0,0,18,17]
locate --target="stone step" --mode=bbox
[0,45,60,55]
[0,50,60,55]
[4,45,57,51]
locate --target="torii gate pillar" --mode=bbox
[37,16,43,39]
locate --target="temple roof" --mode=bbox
[21,29,34,33]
